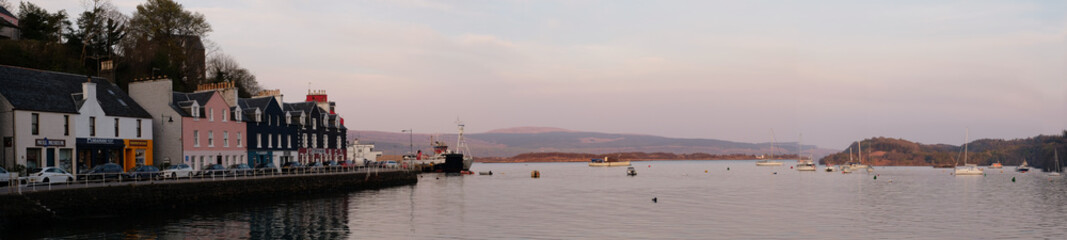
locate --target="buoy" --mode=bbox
[652,197,657,203]
[705,170,708,173]
[873,175,877,180]
[727,167,730,171]
[790,166,793,169]
[648,165,651,168]
[1012,177,1016,182]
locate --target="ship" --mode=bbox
[408,122,474,173]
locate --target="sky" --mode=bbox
[37,0,1067,149]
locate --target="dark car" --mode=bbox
[324,161,340,171]
[228,164,254,176]
[124,165,161,181]
[79,163,124,181]
[281,161,303,174]
[306,162,324,173]
[200,164,229,177]
[254,162,279,175]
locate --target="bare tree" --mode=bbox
[207,53,261,98]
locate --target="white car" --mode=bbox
[22,167,75,184]
[0,166,13,186]
[161,164,196,179]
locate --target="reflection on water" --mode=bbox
[35,161,1067,239]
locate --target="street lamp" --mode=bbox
[401,129,413,155]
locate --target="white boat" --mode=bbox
[844,141,873,173]
[757,129,783,167]
[1049,150,1061,177]
[626,166,637,176]
[756,160,783,166]
[954,130,984,176]
[825,164,835,172]
[1017,159,1031,173]
[795,134,817,171]
[589,157,631,167]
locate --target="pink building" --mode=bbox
[174,84,247,171]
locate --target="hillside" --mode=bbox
[820,132,1067,168]
[478,152,801,163]
[349,127,836,158]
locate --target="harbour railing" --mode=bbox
[1,164,403,195]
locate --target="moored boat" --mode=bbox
[954,130,984,176]
[990,162,1003,169]
[626,166,637,176]
[589,157,631,167]
[1017,159,1031,173]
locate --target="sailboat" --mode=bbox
[795,134,816,171]
[954,130,983,176]
[843,141,872,173]
[840,147,854,174]
[1049,149,1061,177]
[756,129,783,166]
[1017,159,1031,173]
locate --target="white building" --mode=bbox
[347,139,382,165]
[73,81,154,172]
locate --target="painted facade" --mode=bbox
[74,81,154,172]
[285,91,347,164]
[240,94,297,167]
[179,88,247,171]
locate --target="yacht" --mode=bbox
[824,164,835,172]
[794,135,816,171]
[1017,159,1031,173]
[954,130,984,176]
[1049,150,1061,177]
[757,129,783,167]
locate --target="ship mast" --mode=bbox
[456,120,472,157]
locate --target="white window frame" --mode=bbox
[224,131,229,147]
[208,131,214,147]
[257,133,262,148]
[237,132,243,147]
[194,130,200,147]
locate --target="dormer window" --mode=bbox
[192,104,200,118]
[235,109,242,121]
[285,113,292,125]
[255,110,262,122]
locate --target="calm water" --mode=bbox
[32,161,1067,239]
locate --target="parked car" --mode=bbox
[382,161,398,168]
[281,161,303,174]
[228,164,254,176]
[200,164,229,177]
[21,167,75,185]
[340,160,356,167]
[162,164,196,179]
[254,162,279,175]
[124,165,161,181]
[306,162,325,173]
[79,163,125,181]
[0,166,13,186]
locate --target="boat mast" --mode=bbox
[770,129,776,160]
[964,129,969,165]
[858,140,862,164]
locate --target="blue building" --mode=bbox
[239,94,297,167]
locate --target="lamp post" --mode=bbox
[401,129,413,155]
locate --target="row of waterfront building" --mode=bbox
[0,65,380,174]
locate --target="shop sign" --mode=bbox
[128,140,149,147]
[86,138,116,144]
[35,138,66,147]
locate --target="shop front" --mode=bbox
[27,138,74,173]
[123,139,153,171]
[248,150,273,166]
[76,138,125,174]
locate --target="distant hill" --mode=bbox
[349,127,836,158]
[820,132,1067,168]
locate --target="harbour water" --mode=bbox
[32,161,1067,239]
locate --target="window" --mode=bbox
[192,105,200,118]
[31,113,39,135]
[223,110,228,122]
[323,134,328,149]
[313,120,317,130]
[256,111,262,122]
[338,136,343,149]
[114,118,120,137]
[136,119,142,137]
[237,132,243,147]
[278,134,283,149]
[208,131,214,147]
[312,134,317,148]
[63,115,69,136]
[288,135,292,148]
[194,130,200,147]
[303,133,308,148]
[235,110,242,121]
[224,131,229,147]
[210,108,215,121]
[267,134,273,148]
[257,133,262,148]
[286,113,292,124]
[89,117,96,136]
[267,114,271,125]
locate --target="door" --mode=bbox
[46,148,55,167]
[216,155,222,165]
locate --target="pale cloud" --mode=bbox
[36,0,1067,148]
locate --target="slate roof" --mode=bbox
[171,91,214,117]
[0,5,14,19]
[0,65,152,118]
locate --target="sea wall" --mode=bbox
[0,170,418,234]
